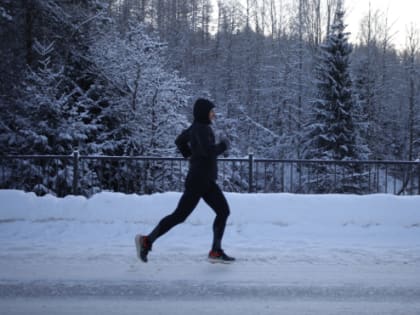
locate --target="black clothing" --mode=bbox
[147,98,230,251]
[175,98,227,185]
[174,127,192,158]
[187,122,227,185]
[148,181,230,251]
[193,98,215,124]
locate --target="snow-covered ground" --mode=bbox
[0,190,420,314]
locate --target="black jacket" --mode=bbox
[175,99,227,190]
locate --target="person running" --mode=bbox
[135,98,235,263]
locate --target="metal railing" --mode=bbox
[1,152,419,197]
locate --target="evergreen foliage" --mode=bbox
[304,8,358,160]
[302,6,368,193]
[0,0,419,196]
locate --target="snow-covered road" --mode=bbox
[1,242,420,314]
[1,264,420,315]
[1,260,420,314]
[1,190,420,314]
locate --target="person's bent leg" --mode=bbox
[147,190,201,244]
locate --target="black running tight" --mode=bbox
[147,181,230,251]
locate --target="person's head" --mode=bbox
[193,98,215,124]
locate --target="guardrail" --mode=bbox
[1,152,419,196]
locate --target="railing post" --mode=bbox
[248,152,254,193]
[72,151,79,195]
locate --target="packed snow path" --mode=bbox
[0,190,419,314]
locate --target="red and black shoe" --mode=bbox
[135,234,152,263]
[208,249,235,264]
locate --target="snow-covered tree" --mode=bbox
[89,22,190,156]
[304,8,357,160]
[2,0,420,196]
[403,24,420,161]
[302,5,367,193]
[88,21,191,192]
[1,40,79,195]
[17,41,70,154]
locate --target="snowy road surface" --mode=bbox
[0,190,420,314]
[1,249,420,315]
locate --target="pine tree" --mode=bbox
[6,40,78,195]
[23,41,65,153]
[303,5,367,193]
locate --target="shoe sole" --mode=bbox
[208,257,234,264]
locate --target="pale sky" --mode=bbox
[345,0,420,50]
[215,0,419,50]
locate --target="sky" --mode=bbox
[345,0,420,49]
[217,0,419,50]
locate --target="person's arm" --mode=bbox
[175,128,192,158]
[194,125,227,157]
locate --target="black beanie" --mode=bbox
[193,98,215,124]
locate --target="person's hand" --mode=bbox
[220,137,230,151]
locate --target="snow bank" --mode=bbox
[0,189,419,248]
[2,190,419,225]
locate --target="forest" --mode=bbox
[1,0,419,160]
[0,0,419,195]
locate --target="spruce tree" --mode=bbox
[303,6,366,193]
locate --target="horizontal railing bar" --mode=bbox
[2,155,419,166]
[251,159,420,166]
[1,155,73,159]
[79,156,185,162]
